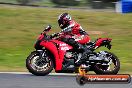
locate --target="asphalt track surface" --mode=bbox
[0,72,131,88]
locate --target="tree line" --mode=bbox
[16,0,120,8]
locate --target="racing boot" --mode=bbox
[74,43,91,66]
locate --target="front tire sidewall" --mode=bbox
[26,51,54,76]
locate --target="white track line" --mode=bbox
[0,72,131,77]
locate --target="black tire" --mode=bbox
[76,75,86,86]
[94,52,120,74]
[26,51,54,76]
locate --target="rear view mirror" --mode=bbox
[44,25,52,32]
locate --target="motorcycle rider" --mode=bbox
[57,13,91,66]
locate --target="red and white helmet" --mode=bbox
[58,13,72,29]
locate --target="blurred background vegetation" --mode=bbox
[0,0,120,9]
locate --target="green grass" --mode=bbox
[0,5,132,74]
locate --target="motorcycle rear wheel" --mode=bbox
[26,51,54,76]
[94,52,120,74]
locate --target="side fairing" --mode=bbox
[40,41,61,71]
[40,40,73,71]
[51,40,73,68]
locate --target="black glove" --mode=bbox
[50,33,59,38]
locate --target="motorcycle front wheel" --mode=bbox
[26,51,54,76]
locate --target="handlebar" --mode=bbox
[50,32,61,38]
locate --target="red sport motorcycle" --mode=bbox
[26,25,120,76]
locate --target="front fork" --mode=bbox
[36,50,49,62]
[37,50,44,59]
